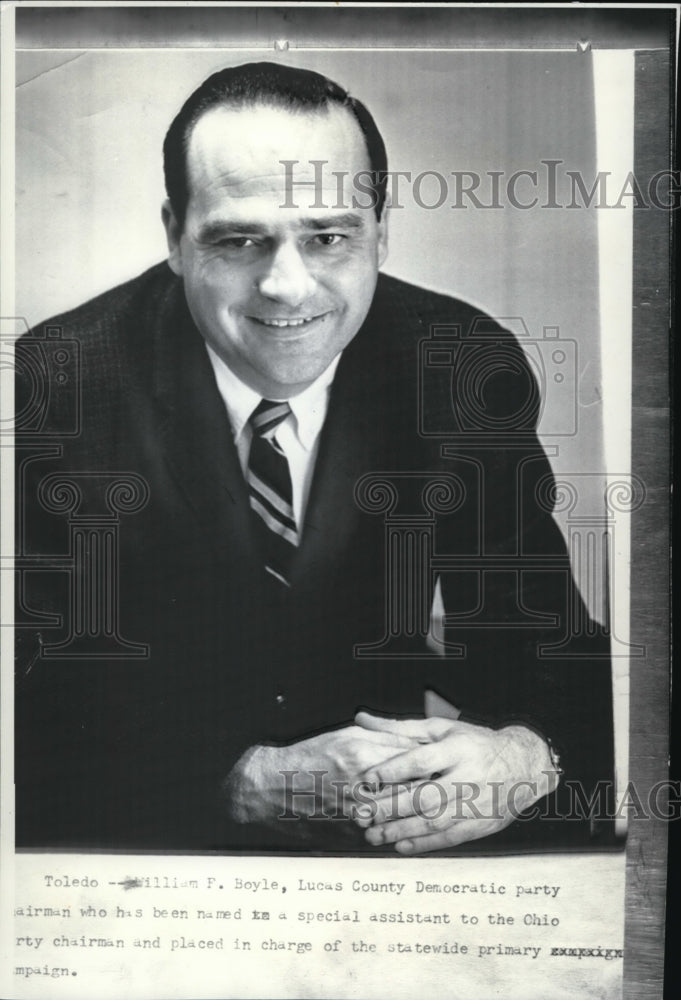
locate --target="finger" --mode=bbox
[365,807,457,846]
[363,770,457,802]
[357,729,418,750]
[354,711,426,737]
[355,781,446,828]
[355,711,453,742]
[394,819,508,855]
[353,786,413,828]
[352,802,378,826]
[362,742,450,785]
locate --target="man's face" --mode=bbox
[163,103,388,398]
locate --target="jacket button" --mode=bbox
[275,692,286,706]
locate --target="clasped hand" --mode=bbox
[351,711,558,854]
[225,708,558,854]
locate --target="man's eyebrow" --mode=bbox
[196,220,269,242]
[300,213,364,231]
[196,212,365,242]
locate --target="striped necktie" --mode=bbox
[247,398,298,588]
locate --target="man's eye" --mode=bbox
[312,233,345,247]
[217,237,256,249]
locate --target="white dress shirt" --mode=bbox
[205,344,341,529]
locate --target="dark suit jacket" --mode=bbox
[15,263,617,852]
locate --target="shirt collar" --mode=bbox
[205,344,341,452]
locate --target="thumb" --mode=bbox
[354,711,453,742]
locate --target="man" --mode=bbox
[15,62,615,853]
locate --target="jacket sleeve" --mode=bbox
[423,324,615,837]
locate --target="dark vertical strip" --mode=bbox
[624,47,673,1000]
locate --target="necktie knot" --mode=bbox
[249,399,292,438]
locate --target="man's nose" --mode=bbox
[257,243,316,307]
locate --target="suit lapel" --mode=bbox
[292,355,373,583]
[150,283,256,564]
[291,281,411,585]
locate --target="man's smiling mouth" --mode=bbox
[248,312,330,328]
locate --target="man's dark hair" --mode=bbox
[163,61,388,229]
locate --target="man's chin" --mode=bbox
[245,348,340,398]
[256,368,329,399]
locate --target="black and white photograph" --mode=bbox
[0,4,674,999]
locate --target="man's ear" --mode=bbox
[161,199,184,276]
[376,193,390,269]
